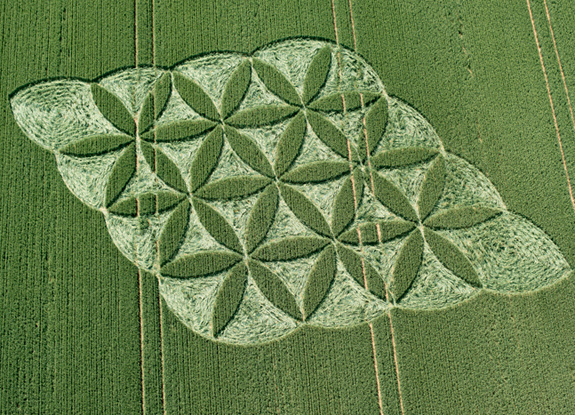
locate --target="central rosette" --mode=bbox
[140,41,393,343]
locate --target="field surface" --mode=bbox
[2,0,575,414]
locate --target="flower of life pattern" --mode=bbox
[11,39,571,344]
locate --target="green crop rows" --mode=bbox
[2,0,575,414]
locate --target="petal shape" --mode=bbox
[336,243,386,300]
[212,262,248,337]
[221,60,252,120]
[417,155,446,221]
[141,120,217,143]
[189,126,224,193]
[377,220,416,243]
[173,72,220,121]
[245,185,279,254]
[391,229,423,301]
[353,168,365,210]
[91,83,136,136]
[59,134,133,157]
[155,147,188,193]
[363,97,388,157]
[223,126,274,178]
[193,198,243,253]
[161,251,242,278]
[371,147,439,169]
[252,58,301,106]
[157,192,186,213]
[303,244,336,320]
[137,192,156,216]
[248,260,302,320]
[107,197,137,217]
[105,143,136,207]
[225,105,300,128]
[302,46,331,105]
[423,227,482,288]
[278,183,331,237]
[140,140,156,170]
[331,174,356,237]
[152,72,172,118]
[138,72,172,133]
[307,91,380,113]
[274,112,307,177]
[338,219,416,245]
[251,237,329,262]
[424,206,502,230]
[306,110,349,159]
[280,161,350,183]
[370,170,419,222]
[108,192,184,217]
[159,200,191,266]
[195,176,272,200]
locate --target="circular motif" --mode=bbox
[10,39,572,345]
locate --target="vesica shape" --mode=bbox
[10,39,572,345]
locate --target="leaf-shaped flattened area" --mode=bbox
[417,155,446,221]
[212,262,248,337]
[110,191,185,217]
[274,112,307,177]
[245,185,279,254]
[303,244,336,320]
[378,220,416,243]
[248,259,302,320]
[424,206,502,230]
[195,176,272,200]
[161,251,242,278]
[391,229,423,302]
[223,126,274,178]
[352,168,365,209]
[251,58,302,106]
[364,97,388,156]
[155,147,188,193]
[225,105,300,128]
[336,244,386,300]
[157,192,186,213]
[153,72,172,118]
[278,183,332,237]
[370,170,419,223]
[302,46,331,105]
[371,147,439,169]
[221,60,252,120]
[173,72,221,121]
[192,197,243,254]
[331,174,356,238]
[59,134,133,157]
[280,160,350,183]
[423,228,482,288]
[140,140,155,171]
[306,110,350,160]
[250,237,329,262]
[109,192,185,217]
[138,72,172,134]
[91,83,136,136]
[307,91,380,113]
[189,126,224,193]
[105,143,137,207]
[141,120,217,143]
[137,192,156,215]
[338,220,416,245]
[108,197,138,217]
[159,200,190,266]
